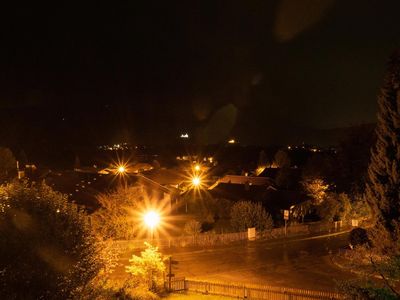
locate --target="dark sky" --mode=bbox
[0,1,399,147]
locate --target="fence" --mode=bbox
[169,278,344,300]
[112,221,350,252]
[113,230,249,252]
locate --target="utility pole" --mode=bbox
[167,256,178,291]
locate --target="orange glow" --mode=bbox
[192,176,201,187]
[143,210,160,229]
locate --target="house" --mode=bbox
[141,168,187,189]
[207,179,306,223]
[208,174,275,190]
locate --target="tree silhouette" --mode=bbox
[0,147,16,179]
[365,50,400,237]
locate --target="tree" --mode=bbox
[301,178,329,204]
[230,201,273,231]
[365,50,400,237]
[0,147,16,180]
[74,155,81,170]
[336,125,375,192]
[274,149,291,168]
[316,192,351,222]
[341,51,400,299]
[125,242,166,292]
[91,185,144,240]
[258,150,268,167]
[301,153,336,184]
[184,219,202,236]
[18,149,28,167]
[349,195,373,222]
[0,181,103,299]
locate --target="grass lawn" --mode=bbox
[163,292,234,299]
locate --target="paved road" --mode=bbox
[116,231,355,292]
[164,232,354,291]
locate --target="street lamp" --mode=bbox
[117,165,126,174]
[194,164,201,172]
[192,176,201,187]
[143,210,160,240]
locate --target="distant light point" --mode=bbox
[180,133,189,139]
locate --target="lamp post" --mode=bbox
[143,210,160,241]
[185,175,202,213]
[117,166,126,174]
[116,165,128,188]
[192,176,201,187]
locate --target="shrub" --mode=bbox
[230,201,273,231]
[349,228,370,247]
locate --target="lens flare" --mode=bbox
[143,210,160,229]
[192,176,201,187]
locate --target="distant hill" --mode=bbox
[290,123,376,147]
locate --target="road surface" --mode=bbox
[116,231,354,292]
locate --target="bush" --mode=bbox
[115,285,160,300]
[349,227,370,247]
[230,201,273,231]
[339,280,398,300]
[0,181,103,299]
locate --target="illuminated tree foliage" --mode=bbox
[0,181,103,299]
[301,178,329,205]
[125,242,166,292]
[365,50,400,237]
[91,185,144,240]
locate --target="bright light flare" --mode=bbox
[143,210,160,229]
[192,176,201,187]
[117,166,126,173]
[194,164,201,172]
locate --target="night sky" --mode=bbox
[0,1,399,147]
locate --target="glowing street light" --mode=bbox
[194,164,201,172]
[117,165,126,174]
[192,176,201,187]
[143,210,160,240]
